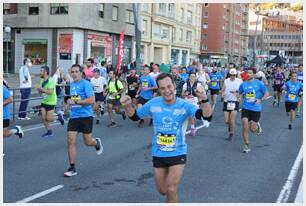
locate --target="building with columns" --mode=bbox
[140,3,201,66]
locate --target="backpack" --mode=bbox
[108,79,122,95]
[186,80,198,97]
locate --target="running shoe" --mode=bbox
[64,167,77,177]
[14,125,24,138]
[149,118,153,126]
[95,138,103,155]
[288,124,292,130]
[41,129,53,138]
[190,128,196,137]
[121,111,126,120]
[272,100,276,107]
[57,113,65,125]
[108,122,116,128]
[256,122,262,134]
[242,144,251,153]
[225,133,233,141]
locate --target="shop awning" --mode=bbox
[22,39,48,44]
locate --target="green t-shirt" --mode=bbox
[108,79,123,100]
[40,77,57,105]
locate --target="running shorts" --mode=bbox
[210,89,220,96]
[241,109,261,122]
[152,154,187,168]
[3,119,10,128]
[137,96,150,105]
[41,103,55,112]
[285,102,298,113]
[223,101,239,112]
[94,92,105,102]
[67,117,93,134]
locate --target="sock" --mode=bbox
[70,163,75,169]
[11,129,18,134]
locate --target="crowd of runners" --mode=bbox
[3,58,303,202]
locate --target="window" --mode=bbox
[202,45,208,50]
[203,33,208,40]
[50,3,68,15]
[99,3,104,18]
[23,39,48,65]
[29,6,39,15]
[158,3,165,15]
[168,3,174,18]
[186,31,192,43]
[161,29,169,39]
[204,3,209,7]
[187,11,192,24]
[3,3,18,15]
[142,19,148,36]
[142,3,149,12]
[203,23,208,29]
[179,29,183,41]
[204,11,208,18]
[181,8,184,22]
[172,27,176,41]
[126,10,134,24]
[112,6,118,21]
[154,24,161,37]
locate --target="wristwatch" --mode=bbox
[199,99,209,104]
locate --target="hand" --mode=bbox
[120,95,132,106]
[135,94,139,98]
[255,99,261,105]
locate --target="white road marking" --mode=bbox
[294,176,303,203]
[276,144,303,203]
[16,184,64,203]
[22,122,61,132]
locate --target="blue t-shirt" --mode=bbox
[284,80,303,103]
[69,79,94,119]
[136,97,198,157]
[297,71,303,83]
[209,72,223,90]
[140,75,156,100]
[180,73,189,82]
[239,79,267,112]
[3,86,11,120]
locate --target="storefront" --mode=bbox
[88,33,112,65]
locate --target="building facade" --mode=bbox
[3,3,135,74]
[140,3,201,66]
[200,3,249,66]
[248,9,303,65]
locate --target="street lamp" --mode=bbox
[4,25,11,74]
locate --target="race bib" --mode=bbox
[288,93,296,101]
[275,80,281,85]
[157,133,177,152]
[129,84,135,90]
[245,92,256,102]
[227,102,236,110]
[212,82,217,87]
[71,95,81,108]
[142,81,149,88]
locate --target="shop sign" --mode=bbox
[59,33,73,60]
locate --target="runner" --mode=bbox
[126,68,140,107]
[36,66,65,137]
[170,65,185,97]
[105,70,126,127]
[221,69,242,141]
[296,65,303,116]
[64,64,103,177]
[91,68,107,124]
[3,83,24,138]
[136,66,157,127]
[283,72,303,130]
[149,64,160,80]
[272,66,285,107]
[208,66,223,111]
[239,67,269,153]
[181,72,205,137]
[120,73,212,203]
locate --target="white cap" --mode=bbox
[229,68,237,75]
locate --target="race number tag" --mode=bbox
[129,84,135,90]
[71,95,81,108]
[246,92,256,102]
[212,82,217,87]
[157,133,177,152]
[288,93,296,101]
[275,80,281,85]
[142,81,149,88]
[227,102,236,110]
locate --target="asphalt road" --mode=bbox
[3,94,303,203]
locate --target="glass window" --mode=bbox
[172,27,176,41]
[168,3,174,18]
[142,19,148,36]
[187,11,192,24]
[24,40,48,65]
[3,3,18,15]
[154,24,161,37]
[99,3,104,18]
[204,11,208,18]
[50,3,68,15]
[186,31,192,43]
[203,23,208,29]
[29,7,39,15]
[158,3,165,15]
[179,29,183,41]
[112,6,118,21]
[181,8,184,22]
[203,33,208,40]
[126,10,134,24]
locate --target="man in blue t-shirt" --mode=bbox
[208,66,223,111]
[64,64,103,177]
[238,67,269,153]
[3,84,24,139]
[296,65,303,116]
[283,72,303,130]
[136,66,157,127]
[120,73,212,203]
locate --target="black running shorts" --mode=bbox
[67,117,93,134]
[285,102,298,113]
[152,154,187,168]
[137,96,150,105]
[241,109,261,122]
[223,101,239,112]
[210,89,220,96]
[3,119,10,128]
[41,103,55,112]
[94,92,105,102]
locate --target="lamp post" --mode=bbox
[4,25,11,74]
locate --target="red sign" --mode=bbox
[59,33,72,53]
[88,34,112,57]
[117,32,124,75]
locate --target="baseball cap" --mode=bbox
[229,68,237,75]
[93,68,100,73]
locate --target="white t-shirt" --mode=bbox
[19,66,32,88]
[223,78,242,102]
[90,76,107,93]
[149,72,160,80]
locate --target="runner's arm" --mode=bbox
[3,96,13,106]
